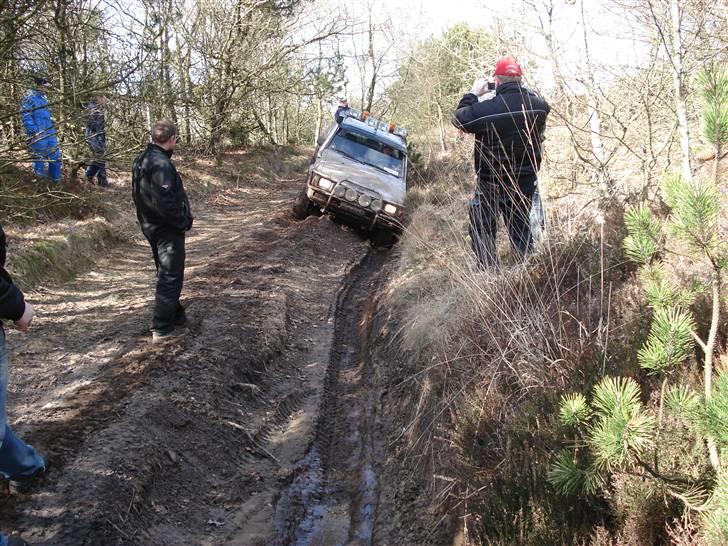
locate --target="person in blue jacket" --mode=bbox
[0,225,45,546]
[85,95,108,187]
[20,77,62,183]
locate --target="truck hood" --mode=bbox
[315,150,406,206]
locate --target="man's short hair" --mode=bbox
[152,119,177,144]
[497,75,522,85]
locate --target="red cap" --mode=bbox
[494,56,522,77]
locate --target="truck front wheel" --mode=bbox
[371,229,399,248]
[292,190,313,220]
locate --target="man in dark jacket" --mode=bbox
[452,56,550,267]
[132,120,193,342]
[85,95,108,187]
[0,225,45,546]
[334,98,349,124]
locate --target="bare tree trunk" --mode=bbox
[580,0,610,192]
[669,0,692,181]
[161,0,177,123]
[705,273,722,471]
[435,102,447,152]
[314,98,322,146]
[177,39,193,143]
[364,13,376,113]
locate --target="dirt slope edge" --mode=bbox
[368,252,462,546]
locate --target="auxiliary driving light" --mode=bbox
[384,203,398,215]
[358,194,372,207]
[318,178,334,191]
[371,199,382,212]
[345,188,358,202]
[333,185,346,198]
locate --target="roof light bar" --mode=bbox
[338,107,408,140]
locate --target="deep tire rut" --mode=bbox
[272,249,388,546]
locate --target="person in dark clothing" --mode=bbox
[334,98,348,124]
[85,95,108,187]
[0,225,45,546]
[131,120,193,342]
[452,56,550,267]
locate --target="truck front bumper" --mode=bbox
[307,187,403,232]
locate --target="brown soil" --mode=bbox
[0,151,451,546]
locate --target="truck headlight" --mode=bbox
[318,178,334,191]
[384,203,398,215]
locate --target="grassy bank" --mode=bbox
[372,148,696,544]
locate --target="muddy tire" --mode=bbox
[371,229,399,248]
[292,190,313,220]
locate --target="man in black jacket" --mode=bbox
[452,56,550,267]
[0,225,45,546]
[85,95,108,187]
[132,120,193,342]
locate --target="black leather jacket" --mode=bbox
[0,225,26,324]
[452,82,550,194]
[132,144,193,235]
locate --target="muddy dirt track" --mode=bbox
[0,159,406,545]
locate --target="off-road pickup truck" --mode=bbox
[292,109,408,239]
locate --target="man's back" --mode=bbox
[132,144,192,234]
[21,90,56,139]
[453,82,550,189]
[85,101,105,149]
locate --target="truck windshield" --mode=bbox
[329,129,404,177]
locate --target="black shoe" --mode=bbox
[9,465,46,494]
[152,326,187,343]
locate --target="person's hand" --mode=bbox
[470,78,489,97]
[14,302,35,332]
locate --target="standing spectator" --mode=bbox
[20,77,62,184]
[334,98,349,124]
[85,95,109,187]
[131,120,193,342]
[452,57,550,267]
[0,224,45,546]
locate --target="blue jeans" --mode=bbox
[30,137,62,183]
[85,162,108,186]
[0,328,44,479]
[0,328,44,545]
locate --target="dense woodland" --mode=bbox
[1,0,727,544]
